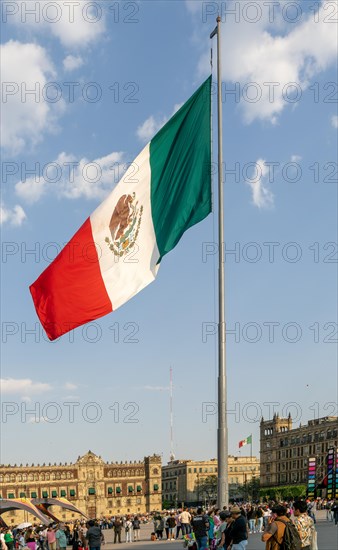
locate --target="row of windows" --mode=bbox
[1,485,159,499]
[0,472,74,483]
[279,429,337,446]
[278,441,337,458]
[106,469,145,477]
[1,488,76,498]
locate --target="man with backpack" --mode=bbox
[262,504,302,550]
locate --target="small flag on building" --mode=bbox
[30,77,212,340]
[239,435,252,448]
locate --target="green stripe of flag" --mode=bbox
[150,76,212,261]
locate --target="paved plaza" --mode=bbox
[101,513,337,550]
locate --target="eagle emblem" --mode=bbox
[105,193,143,257]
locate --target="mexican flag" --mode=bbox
[239,435,252,448]
[30,77,212,340]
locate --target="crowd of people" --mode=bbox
[0,498,337,550]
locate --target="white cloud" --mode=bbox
[1,40,64,156]
[246,159,274,209]
[291,155,302,162]
[1,378,52,395]
[331,115,338,129]
[137,104,184,143]
[0,203,26,226]
[15,151,126,203]
[64,382,78,390]
[7,0,105,48]
[196,0,337,123]
[136,115,167,143]
[63,55,84,72]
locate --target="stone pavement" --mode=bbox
[101,515,338,549]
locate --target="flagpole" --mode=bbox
[210,16,228,509]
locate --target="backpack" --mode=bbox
[274,519,302,550]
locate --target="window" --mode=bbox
[31,492,37,498]
[52,491,57,497]
[88,488,95,495]
[154,484,159,491]
[128,486,133,493]
[137,485,142,492]
[61,490,66,497]
[69,489,76,497]
[20,492,26,498]
[188,468,191,473]
[107,487,113,494]
[8,493,15,498]
[42,491,48,498]
[116,487,121,493]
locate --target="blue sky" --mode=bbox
[1,0,337,467]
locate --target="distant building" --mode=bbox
[260,415,338,488]
[0,451,162,524]
[162,456,259,505]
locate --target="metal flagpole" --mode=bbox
[210,16,228,509]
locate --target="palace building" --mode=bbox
[162,456,260,505]
[0,451,162,524]
[260,415,338,488]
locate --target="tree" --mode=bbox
[259,484,307,501]
[195,475,217,506]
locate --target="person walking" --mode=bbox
[3,530,14,550]
[228,506,248,550]
[191,508,210,550]
[332,501,338,525]
[293,501,316,550]
[55,525,67,550]
[86,521,104,550]
[215,511,233,550]
[46,527,56,550]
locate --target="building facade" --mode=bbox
[162,456,260,505]
[260,415,338,488]
[0,451,162,524]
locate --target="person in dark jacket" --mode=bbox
[112,518,122,544]
[229,507,248,550]
[86,521,103,550]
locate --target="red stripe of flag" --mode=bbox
[30,218,112,340]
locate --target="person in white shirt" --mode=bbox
[179,508,192,535]
[124,518,133,543]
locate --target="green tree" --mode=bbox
[259,484,306,501]
[195,475,217,506]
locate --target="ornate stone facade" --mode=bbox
[162,456,260,505]
[0,451,162,524]
[260,415,338,487]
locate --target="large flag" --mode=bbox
[30,77,212,340]
[239,435,252,448]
